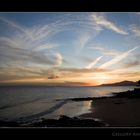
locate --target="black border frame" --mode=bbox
[0,0,140,137]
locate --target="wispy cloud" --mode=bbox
[29,13,101,43]
[99,46,139,69]
[0,39,62,65]
[64,81,89,86]
[116,71,140,78]
[0,16,64,67]
[129,24,140,36]
[34,44,58,51]
[0,66,42,82]
[0,17,34,40]
[79,33,90,49]
[85,56,103,69]
[58,67,109,79]
[0,37,63,67]
[122,60,140,68]
[135,12,140,15]
[91,13,128,35]
[88,45,121,56]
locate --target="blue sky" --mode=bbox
[0,12,140,86]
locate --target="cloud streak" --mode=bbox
[99,46,139,69]
[0,16,65,69]
[130,25,140,36]
[89,45,121,56]
[64,81,89,86]
[78,33,90,50]
[91,13,128,35]
[85,56,103,69]
[123,60,140,68]
[0,37,63,68]
[0,17,34,40]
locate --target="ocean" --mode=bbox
[0,86,137,123]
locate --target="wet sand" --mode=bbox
[80,97,140,127]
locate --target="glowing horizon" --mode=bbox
[0,12,140,86]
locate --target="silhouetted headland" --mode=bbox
[99,80,138,87]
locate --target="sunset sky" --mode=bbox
[0,12,140,86]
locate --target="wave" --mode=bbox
[0,98,41,110]
[18,100,68,122]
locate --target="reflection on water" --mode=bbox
[47,100,92,119]
[0,86,137,122]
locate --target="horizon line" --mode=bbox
[0,80,138,87]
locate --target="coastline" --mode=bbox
[79,88,140,127]
[79,97,140,127]
[0,88,140,127]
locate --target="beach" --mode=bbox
[80,97,140,127]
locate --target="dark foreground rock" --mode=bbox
[0,120,20,127]
[0,116,105,127]
[29,115,106,127]
[114,88,140,98]
[67,88,140,101]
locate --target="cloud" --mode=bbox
[54,53,63,67]
[91,13,128,35]
[0,16,72,48]
[1,13,138,85]
[0,15,91,83]
[64,81,89,86]
[123,60,140,68]
[78,33,91,50]
[0,64,62,82]
[59,67,109,74]
[0,17,34,40]
[117,72,140,77]
[99,46,139,69]
[0,17,63,68]
[59,68,93,74]
[135,12,140,15]
[0,38,63,68]
[47,75,59,79]
[88,45,121,56]
[75,24,101,54]
[129,24,140,36]
[29,13,101,43]
[34,44,58,51]
[0,66,42,82]
[106,70,140,81]
[0,37,18,49]
[0,14,100,67]
[85,56,103,69]
[37,67,109,81]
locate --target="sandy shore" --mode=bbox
[80,97,140,127]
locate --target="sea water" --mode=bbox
[0,86,137,122]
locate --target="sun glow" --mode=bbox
[91,73,112,85]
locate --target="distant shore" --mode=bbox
[0,88,140,127]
